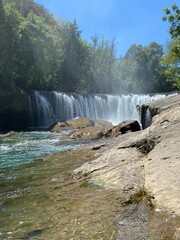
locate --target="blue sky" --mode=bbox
[34,0,178,56]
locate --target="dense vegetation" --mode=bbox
[162,4,180,89]
[0,0,179,94]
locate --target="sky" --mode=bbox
[34,0,179,57]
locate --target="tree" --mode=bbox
[163,4,180,39]
[162,4,180,90]
[16,11,60,90]
[90,35,116,93]
[0,0,64,91]
[0,2,23,90]
[161,40,180,89]
[115,42,168,93]
[59,19,91,92]
[144,42,171,92]
[123,44,149,93]
[0,0,7,88]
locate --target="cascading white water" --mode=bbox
[28,91,167,128]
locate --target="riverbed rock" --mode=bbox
[68,119,113,140]
[50,117,113,141]
[69,126,105,140]
[67,117,95,128]
[49,117,95,132]
[49,121,70,131]
[74,94,180,221]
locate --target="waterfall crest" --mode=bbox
[28,91,166,128]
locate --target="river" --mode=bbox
[0,93,178,239]
[0,131,122,239]
[1,131,178,239]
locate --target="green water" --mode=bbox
[1,132,180,239]
[0,131,80,169]
[0,133,120,239]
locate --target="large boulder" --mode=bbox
[105,120,141,138]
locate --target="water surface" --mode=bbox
[0,132,119,239]
[0,131,78,169]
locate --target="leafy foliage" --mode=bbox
[162,4,180,90]
[0,0,177,93]
[163,4,180,39]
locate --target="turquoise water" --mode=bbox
[0,131,79,169]
[0,132,179,239]
[0,132,119,239]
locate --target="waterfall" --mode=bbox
[28,91,167,128]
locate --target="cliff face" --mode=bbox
[0,89,30,131]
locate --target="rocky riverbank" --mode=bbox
[1,94,179,239]
[72,94,180,239]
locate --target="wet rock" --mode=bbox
[113,203,151,240]
[49,121,70,131]
[0,131,16,139]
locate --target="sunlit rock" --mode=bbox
[105,120,141,137]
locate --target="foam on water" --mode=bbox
[0,131,80,169]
